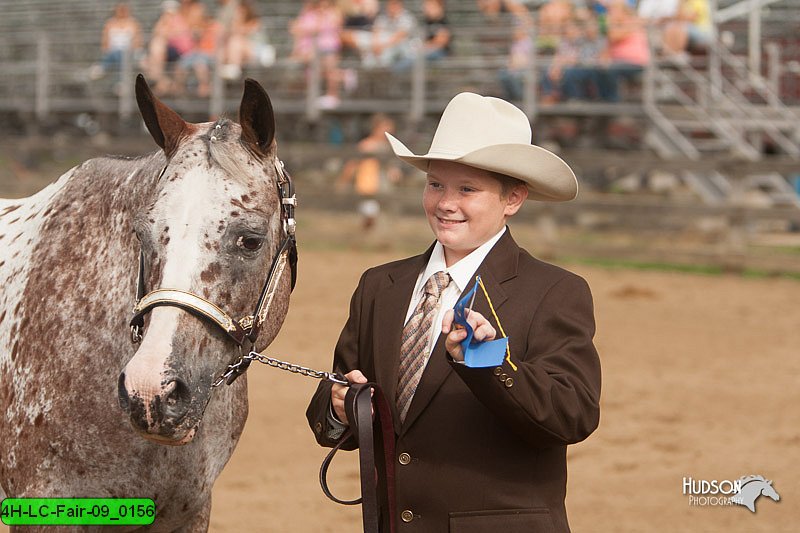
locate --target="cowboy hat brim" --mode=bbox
[386,132,578,202]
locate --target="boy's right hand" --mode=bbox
[331,369,368,424]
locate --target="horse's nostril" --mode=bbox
[163,378,191,418]
[117,372,130,411]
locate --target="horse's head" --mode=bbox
[118,75,294,445]
[761,480,780,502]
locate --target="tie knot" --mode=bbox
[424,271,450,298]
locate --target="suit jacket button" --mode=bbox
[505,377,514,388]
[401,509,414,523]
[493,367,503,376]
[398,452,412,465]
[315,422,323,434]
[499,373,509,381]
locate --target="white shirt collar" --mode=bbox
[419,226,507,294]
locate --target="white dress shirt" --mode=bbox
[404,226,507,364]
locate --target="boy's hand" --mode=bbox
[441,308,497,362]
[331,369,368,424]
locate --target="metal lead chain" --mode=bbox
[212,351,349,388]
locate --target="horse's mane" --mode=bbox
[105,154,153,162]
[739,474,768,486]
[205,118,275,186]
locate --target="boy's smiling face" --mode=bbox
[423,160,527,266]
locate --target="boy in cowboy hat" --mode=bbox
[307,92,601,532]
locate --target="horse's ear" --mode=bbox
[239,78,276,155]
[135,74,193,157]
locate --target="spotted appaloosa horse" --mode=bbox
[0,76,293,531]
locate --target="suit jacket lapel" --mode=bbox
[399,230,520,435]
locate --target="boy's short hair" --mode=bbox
[489,170,527,197]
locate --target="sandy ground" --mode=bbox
[2,220,798,532]
[204,237,799,532]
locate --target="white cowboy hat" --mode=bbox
[385,92,578,201]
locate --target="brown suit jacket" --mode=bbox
[307,230,601,532]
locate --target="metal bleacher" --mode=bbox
[2,0,800,167]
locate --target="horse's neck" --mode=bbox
[0,152,164,359]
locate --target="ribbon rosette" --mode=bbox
[452,276,509,368]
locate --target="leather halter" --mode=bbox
[129,159,298,381]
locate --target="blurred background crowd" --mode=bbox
[83,0,714,107]
[1,0,800,276]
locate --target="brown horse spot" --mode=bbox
[26,213,37,221]
[230,211,240,218]
[11,233,22,243]
[1,204,21,215]
[200,262,221,283]
[11,340,19,361]
[240,194,250,203]
[9,218,20,224]
[34,413,44,427]
[0,310,5,324]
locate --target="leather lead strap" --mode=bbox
[319,383,397,533]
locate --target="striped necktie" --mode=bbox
[397,270,451,423]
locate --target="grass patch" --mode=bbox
[563,256,725,275]
[563,256,800,281]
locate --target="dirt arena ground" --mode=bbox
[2,211,798,533]
[202,214,799,533]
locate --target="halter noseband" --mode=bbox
[129,159,298,383]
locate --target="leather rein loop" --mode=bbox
[319,383,397,533]
[129,159,298,385]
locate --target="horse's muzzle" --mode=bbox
[118,371,198,444]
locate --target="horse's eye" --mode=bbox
[237,235,264,251]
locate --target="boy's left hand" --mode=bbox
[441,308,497,362]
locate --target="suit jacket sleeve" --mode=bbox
[306,271,368,450]
[449,272,601,448]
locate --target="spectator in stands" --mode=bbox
[144,0,205,95]
[421,0,451,62]
[289,0,344,109]
[393,0,451,71]
[220,0,275,80]
[356,0,417,69]
[637,0,680,22]
[537,0,574,54]
[477,0,532,24]
[337,113,401,231]
[560,14,611,101]
[173,14,220,97]
[599,0,649,102]
[539,19,583,104]
[339,0,379,56]
[90,3,142,81]
[498,22,533,102]
[662,0,712,59]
